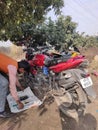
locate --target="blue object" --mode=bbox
[43,66,49,75]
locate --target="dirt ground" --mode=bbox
[1,47,98,130]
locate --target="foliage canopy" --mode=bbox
[0,0,64,41]
[0,0,98,48]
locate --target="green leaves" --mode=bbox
[0,0,64,41]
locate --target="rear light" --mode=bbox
[81,73,90,78]
[85,74,90,77]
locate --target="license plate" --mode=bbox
[80,77,93,88]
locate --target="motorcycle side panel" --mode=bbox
[49,58,84,73]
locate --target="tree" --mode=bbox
[13,15,78,47]
[0,0,64,41]
[44,15,78,47]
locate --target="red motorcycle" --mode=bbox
[28,52,86,75]
[23,51,96,118]
[49,55,85,73]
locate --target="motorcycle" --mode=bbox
[23,46,96,118]
[52,68,96,118]
[27,47,85,75]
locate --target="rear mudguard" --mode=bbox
[67,68,96,98]
[84,86,96,98]
[58,68,96,99]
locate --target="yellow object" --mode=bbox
[71,51,80,57]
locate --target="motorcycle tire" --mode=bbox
[75,84,88,116]
[54,91,78,118]
[55,84,87,118]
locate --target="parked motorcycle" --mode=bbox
[23,46,96,118]
[27,48,85,75]
[52,68,96,118]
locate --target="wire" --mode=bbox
[63,0,96,25]
[74,0,98,21]
[62,0,98,35]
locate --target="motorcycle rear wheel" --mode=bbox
[55,84,87,118]
[75,84,87,116]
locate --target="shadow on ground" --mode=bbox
[0,95,55,130]
[0,111,29,130]
[60,111,97,130]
